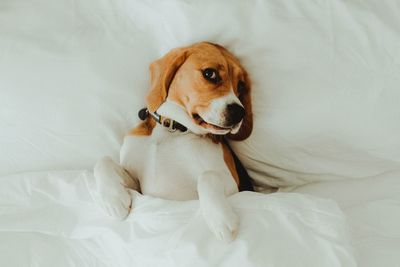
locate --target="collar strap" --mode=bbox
[138,108,188,133]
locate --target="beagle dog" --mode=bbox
[92,42,253,242]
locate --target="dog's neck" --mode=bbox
[151,100,225,143]
[156,100,209,135]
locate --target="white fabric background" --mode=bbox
[1,0,400,189]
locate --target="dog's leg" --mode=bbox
[197,171,239,242]
[89,156,140,220]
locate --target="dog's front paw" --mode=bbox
[85,157,134,220]
[85,171,132,220]
[94,190,132,220]
[203,204,239,243]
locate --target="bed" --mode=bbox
[1,0,399,266]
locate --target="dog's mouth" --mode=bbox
[192,113,233,132]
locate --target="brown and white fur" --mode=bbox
[91,42,253,242]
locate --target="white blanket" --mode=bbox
[0,171,355,266]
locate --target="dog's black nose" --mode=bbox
[226,103,245,125]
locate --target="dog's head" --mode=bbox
[146,42,252,140]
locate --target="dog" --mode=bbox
[92,42,253,242]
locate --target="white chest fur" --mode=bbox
[120,126,238,201]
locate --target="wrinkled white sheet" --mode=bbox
[289,174,400,267]
[0,171,355,267]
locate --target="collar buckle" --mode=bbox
[162,118,177,132]
[141,108,188,133]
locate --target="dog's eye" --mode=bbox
[237,80,246,95]
[202,68,220,83]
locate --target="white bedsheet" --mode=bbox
[289,174,400,267]
[0,171,355,267]
[1,0,400,265]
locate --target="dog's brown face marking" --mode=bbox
[146,42,253,140]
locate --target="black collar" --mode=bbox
[138,108,188,133]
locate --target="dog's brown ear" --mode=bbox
[146,48,187,112]
[210,43,253,141]
[228,70,253,141]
